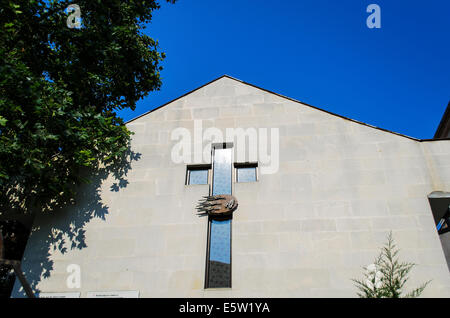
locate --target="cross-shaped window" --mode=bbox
[205,143,233,288]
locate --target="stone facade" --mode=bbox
[12,76,450,297]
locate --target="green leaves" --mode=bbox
[0,116,7,126]
[0,0,175,214]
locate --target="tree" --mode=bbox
[352,232,430,298]
[0,221,30,297]
[0,0,175,215]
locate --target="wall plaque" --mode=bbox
[39,292,81,298]
[86,290,139,298]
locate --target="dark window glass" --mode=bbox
[188,169,208,185]
[207,219,231,288]
[236,167,257,183]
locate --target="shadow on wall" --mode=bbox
[10,148,141,297]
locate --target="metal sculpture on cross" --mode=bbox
[196,195,238,217]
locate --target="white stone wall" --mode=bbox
[13,77,450,297]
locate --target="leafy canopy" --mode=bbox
[0,0,174,213]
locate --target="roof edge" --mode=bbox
[433,101,450,139]
[126,75,231,124]
[126,74,449,143]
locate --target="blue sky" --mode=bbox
[118,0,450,139]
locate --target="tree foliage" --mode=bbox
[0,0,174,214]
[352,232,430,298]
